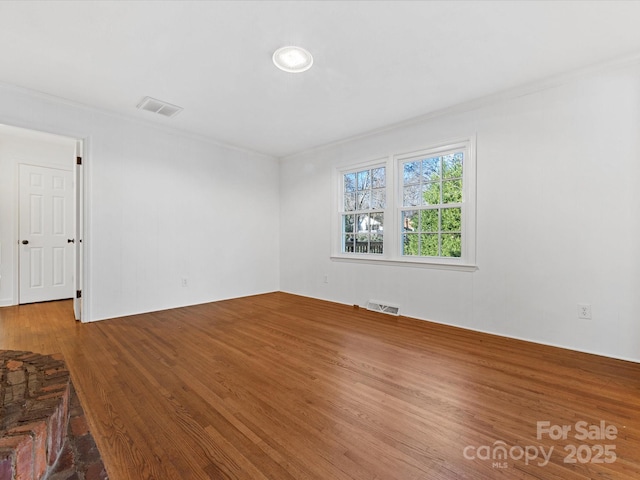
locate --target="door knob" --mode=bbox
[67,239,75,244]
[22,240,29,245]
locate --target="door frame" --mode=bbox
[73,141,83,320]
[3,124,90,322]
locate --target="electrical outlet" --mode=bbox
[577,304,591,319]
[181,277,188,288]
[323,274,329,284]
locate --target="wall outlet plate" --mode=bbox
[577,304,592,319]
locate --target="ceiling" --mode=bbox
[1,1,640,158]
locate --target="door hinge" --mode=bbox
[76,156,82,165]
[76,290,82,299]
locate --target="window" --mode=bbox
[333,138,476,269]
[400,150,463,258]
[340,164,386,254]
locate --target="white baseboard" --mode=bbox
[0,298,16,307]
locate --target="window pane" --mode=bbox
[357,214,370,233]
[370,212,384,232]
[370,232,383,254]
[420,234,439,256]
[356,232,369,253]
[371,231,383,242]
[402,210,418,232]
[344,172,356,193]
[403,161,420,185]
[442,179,462,203]
[443,152,463,178]
[342,215,355,234]
[421,182,441,205]
[357,191,371,210]
[403,185,420,206]
[343,234,355,253]
[441,207,461,232]
[372,167,386,188]
[420,209,439,232]
[441,233,462,257]
[357,170,371,191]
[422,157,440,182]
[344,192,356,211]
[403,233,419,256]
[371,188,386,209]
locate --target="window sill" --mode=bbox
[330,254,478,272]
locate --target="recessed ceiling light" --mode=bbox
[272,46,313,73]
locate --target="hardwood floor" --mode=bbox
[1,292,639,479]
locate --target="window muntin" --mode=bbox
[341,166,385,254]
[400,151,464,258]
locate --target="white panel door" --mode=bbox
[19,164,74,304]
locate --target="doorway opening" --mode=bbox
[0,124,84,320]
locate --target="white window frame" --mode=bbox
[332,136,477,271]
[333,157,389,259]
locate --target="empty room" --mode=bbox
[1,1,639,479]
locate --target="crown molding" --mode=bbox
[280,52,640,162]
[0,81,275,160]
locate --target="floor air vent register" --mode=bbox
[366,300,400,316]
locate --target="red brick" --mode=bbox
[0,436,22,450]
[6,360,23,371]
[36,391,65,401]
[44,368,68,377]
[54,441,75,472]
[8,422,47,480]
[47,384,70,466]
[75,435,97,463]
[69,416,89,437]
[84,461,108,480]
[40,384,68,393]
[2,351,75,479]
[0,435,33,480]
[0,454,13,480]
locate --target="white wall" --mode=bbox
[279,63,640,362]
[0,126,76,306]
[0,85,280,321]
[2,62,638,362]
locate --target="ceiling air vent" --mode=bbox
[136,96,183,118]
[366,300,400,316]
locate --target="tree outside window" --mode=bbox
[341,166,385,254]
[401,152,463,258]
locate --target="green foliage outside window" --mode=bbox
[402,152,463,258]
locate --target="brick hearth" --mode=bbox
[1,351,71,480]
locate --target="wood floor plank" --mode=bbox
[1,292,639,479]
